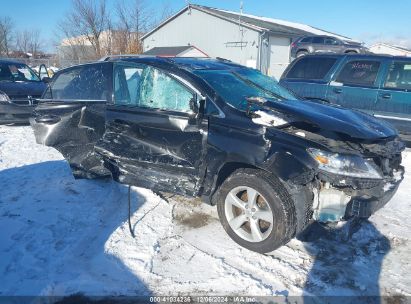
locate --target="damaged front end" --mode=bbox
[309,145,404,222]
[250,97,405,224]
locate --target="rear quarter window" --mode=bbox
[384,61,411,91]
[45,63,110,101]
[285,57,337,80]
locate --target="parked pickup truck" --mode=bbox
[280,54,411,142]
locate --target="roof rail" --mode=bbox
[99,54,154,61]
[216,57,232,62]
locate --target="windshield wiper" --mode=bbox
[232,71,287,101]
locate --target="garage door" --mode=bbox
[268,36,291,79]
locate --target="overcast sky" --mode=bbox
[2,0,410,52]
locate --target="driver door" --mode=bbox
[95,62,208,196]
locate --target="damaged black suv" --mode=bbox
[31,57,405,253]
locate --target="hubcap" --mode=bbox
[224,186,274,243]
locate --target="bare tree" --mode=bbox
[15,29,43,57]
[28,30,42,56]
[115,0,152,54]
[16,30,30,54]
[59,0,110,59]
[0,17,14,56]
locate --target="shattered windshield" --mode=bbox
[0,63,40,82]
[194,68,298,110]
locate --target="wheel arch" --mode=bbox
[344,49,358,54]
[206,161,262,205]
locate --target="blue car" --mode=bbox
[0,59,48,124]
[280,54,411,141]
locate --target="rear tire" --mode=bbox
[216,168,296,254]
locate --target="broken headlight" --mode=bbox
[308,148,382,179]
[0,91,10,103]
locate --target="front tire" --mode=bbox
[216,168,296,254]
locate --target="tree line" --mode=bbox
[0,0,174,61]
[0,17,43,58]
[58,0,174,61]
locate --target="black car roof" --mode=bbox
[103,55,245,71]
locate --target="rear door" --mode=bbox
[326,58,382,113]
[31,62,112,178]
[374,60,411,137]
[311,36,326,53]
[94,62,208,196]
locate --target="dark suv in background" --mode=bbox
[280,54,411,141]
[291,36,368,58]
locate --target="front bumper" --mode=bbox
[313,166,404,222]
[0,103,35,124]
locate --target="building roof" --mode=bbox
[142,4,358,43]
[142,45,209,57]
[370,43,411,53]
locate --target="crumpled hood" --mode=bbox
[263,99,397,140]
[0,81,46,98]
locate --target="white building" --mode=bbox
[142,4,356,78]
[369,43,411,57]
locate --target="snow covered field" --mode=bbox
[0,125,410,300]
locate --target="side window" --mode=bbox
[139,67,195,113]
[335,60,381,86]
[312,37,324,44]
[49,64,110,100]
[384,61,411,91]
[113,64,144,105]
[324,37,339,45]
[285,57,337,80]
[300,37,312,43]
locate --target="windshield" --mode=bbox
[194,68,298,110]
[0,63,40,82]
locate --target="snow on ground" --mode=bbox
[0,125,410,299]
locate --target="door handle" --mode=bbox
[379,93,392,100]
[35,115,61,124]
[333,88,343,94]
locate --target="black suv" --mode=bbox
[31,57,404,253]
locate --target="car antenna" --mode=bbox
[128,185,136,238]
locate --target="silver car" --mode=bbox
[291,35,368,58]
